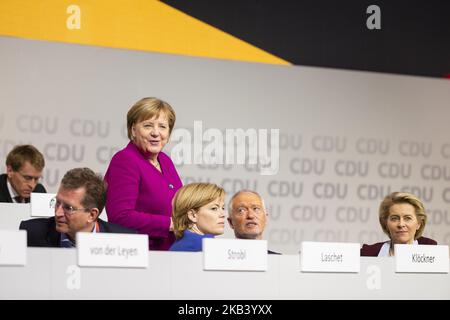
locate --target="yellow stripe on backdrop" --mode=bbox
[0,0,290,65]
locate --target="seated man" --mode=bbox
[227,190,280,254]
[20,167,134,247]
[0,145,46,203]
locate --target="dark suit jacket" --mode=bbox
[19,217,136,247]
[0,173,46,203]
[360,236,437,256]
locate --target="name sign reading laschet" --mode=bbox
[300,241,360,273]
[203,238,267,271]
[395,244,449,273]
[0,230,26,266]
[31,192,56,217]
[77,233,149,268]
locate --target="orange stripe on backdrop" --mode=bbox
[0,0,290,65]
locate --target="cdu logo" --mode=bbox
[49,197,56,209]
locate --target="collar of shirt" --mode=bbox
[6,178,21,203]
[378,239,419,257]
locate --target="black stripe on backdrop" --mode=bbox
[162,0,450,78]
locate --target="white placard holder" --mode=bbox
[395,244,449,273]
[30,192,56,217]
[203,238,267,271]
[0,230,27,266]
[300,241,360,273]
[77,232,148,268]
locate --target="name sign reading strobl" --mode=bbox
[395,244,449,273]
[300,241,360,273]
[31,192,57,217]
[77,233,149,268]
[203,238,267,271]
[0,230,26,266]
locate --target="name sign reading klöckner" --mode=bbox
[31,192,56,217]
[77,233,149,268]
[300,241,360,273]
[0,230,27,266]
[395,244,449,273]
[203,238,267,271]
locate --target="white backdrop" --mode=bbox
[1,36,450,253]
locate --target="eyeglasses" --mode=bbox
[52,198,90,215]
[16,171,42,183]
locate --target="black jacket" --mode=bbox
[19,217,136,247]
[0,173,46,203]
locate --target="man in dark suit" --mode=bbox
[0,145,46,203]
[20,167,134,247]
[227,190,281,254]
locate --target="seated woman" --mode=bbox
[361,192,437,257]
[170,183,225,252]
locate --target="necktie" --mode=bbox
[60,238,75,248]
[14,196,25,203]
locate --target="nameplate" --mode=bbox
[0,230,27,266]
[300,241,360,273]
[203,238,267,271]
[77,233,148,268]
[395,244,449,273]
[30,192,56,217]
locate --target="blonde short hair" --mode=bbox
[126,97,176,140]
[379,192,427,239]
[172,183,225,239]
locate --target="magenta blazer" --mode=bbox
[104,142,182,250]
[360,236,437,256]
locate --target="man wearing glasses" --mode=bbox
[19,167,134,247]
[0,145,46,203]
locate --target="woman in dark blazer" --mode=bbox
[361,192,437,257]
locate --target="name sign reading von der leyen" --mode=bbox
[395,244,449,273]
[77,233,149,268]
[31,192,57,217]
[300,241,360,273]
[0,230,26,266]
[203,238,267,271]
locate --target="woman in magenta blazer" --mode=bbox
[105,97,182,250]
[361,192,437,257]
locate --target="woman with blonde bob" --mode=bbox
[170,183,225,252]
[361,192,437,256]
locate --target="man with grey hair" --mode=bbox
[227,190,280,254]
